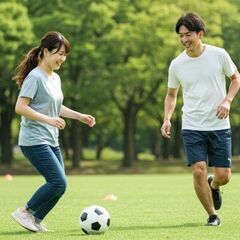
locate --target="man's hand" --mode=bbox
[216,98,231,119]
[161,120,171,138]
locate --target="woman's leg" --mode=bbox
[20,145,67,220]
[32,146,67,220]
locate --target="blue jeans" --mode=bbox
[20,144,67,220]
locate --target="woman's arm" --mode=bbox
[60,105,96,127]
[15,97,66,129]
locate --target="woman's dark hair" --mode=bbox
[175,12,205,34]
[13,31,71,87]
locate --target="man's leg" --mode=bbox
[192,161,216,216]
[207,129,232,210]
[192,161,221,225]
[208,167,231,210]
[212,167,231,188]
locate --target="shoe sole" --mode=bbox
[205,223,221,227]
[11,213,38,232]
[39,229,54,232]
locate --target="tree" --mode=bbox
[24,0,118,167]
[0,2,34,165]
[6,0,239,168]
[101,2,182,166]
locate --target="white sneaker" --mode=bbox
[11,208,39,232]
[35,222,54,232]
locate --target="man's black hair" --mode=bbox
[175,12,205,34]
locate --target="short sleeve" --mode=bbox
[221,49,237,78]
[18,74,38,100]
[168,62,180,88]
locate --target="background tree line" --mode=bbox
[0,0,239,168]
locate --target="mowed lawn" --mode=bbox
[1,174,240,240]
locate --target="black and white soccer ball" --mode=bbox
[79,205,110,234]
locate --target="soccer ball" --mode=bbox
[79,205,110,234]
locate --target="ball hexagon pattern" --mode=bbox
[79,205,110,234]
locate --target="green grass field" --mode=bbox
[1,174,240,240]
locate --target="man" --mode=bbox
[161,12,240,226]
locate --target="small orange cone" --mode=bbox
[103,194,118,201]
[4,174,13,181]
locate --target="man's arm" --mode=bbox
[216,70,240,119]
[161,87,179,138]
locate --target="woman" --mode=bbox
[11,31,96,232]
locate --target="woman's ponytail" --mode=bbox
[13,46,41,88]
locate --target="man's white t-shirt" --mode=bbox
[168,44,237,131]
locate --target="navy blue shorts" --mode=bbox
[181,129,232,168]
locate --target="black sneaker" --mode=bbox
[208,175,222,210]
[206,214,221,226]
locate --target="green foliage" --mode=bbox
[102,3,181,106]
[0,1,34,129]
[0,2,34,79]
[0,0,240,164]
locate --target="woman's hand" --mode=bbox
[79,114,96,127]
[46,117,66,130]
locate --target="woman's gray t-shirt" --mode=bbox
[18,67,63,147]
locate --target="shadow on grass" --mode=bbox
[0,231,38,236]
[2,223,203,238]
[66,222,203,236]
[64,229,97,237]
[111,222,203,231]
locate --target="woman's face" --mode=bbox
[44,45,67,71]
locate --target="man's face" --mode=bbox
[178,25,203,53]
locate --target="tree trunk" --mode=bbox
[161,137,169,160]
[59,130,70,160]
[122,103,137,167]
[172,117,181,159]
[232,126,240,156]
[0,119,2,161]
[70,121,83,168]
[96,145,104,160]
[153,130,161,161]
[95,133,104,160]
[0,105,14,165]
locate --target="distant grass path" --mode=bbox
[1,174,240,239]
